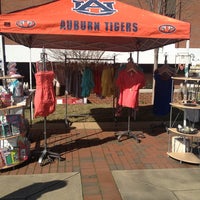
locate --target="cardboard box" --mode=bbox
[172,136,190,153]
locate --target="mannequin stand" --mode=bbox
[38,117,65,166]
[34,49,65,166]
[115,109,145,142]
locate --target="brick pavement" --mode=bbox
[0,122,197,200]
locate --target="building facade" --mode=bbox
[1,0,199,64]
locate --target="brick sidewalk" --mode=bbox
[0,122,197,200]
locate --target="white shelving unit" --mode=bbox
[167,76,200,164]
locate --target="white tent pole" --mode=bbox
[0,0,5,77]
[29,48,34,121]
[152,48,159,104]
[136,51,139,64]
[29,48,32,90]
[0,35,7,90]
[0,35,5,76]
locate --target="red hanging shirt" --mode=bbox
[116,70,145,108]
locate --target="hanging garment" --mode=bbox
[101,66,115,97]
[54,63,66,85]
[93,67,102,96]
[71,69,82,98]
[153,70,172,116]
[116,69,145,108]
[81,67,94,97]
[34,71,56,117]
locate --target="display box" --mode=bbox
[4,152,12,165]
[0,92,12,107]
[57,97,83,104]
[6,114,23,135]
[0,149,6,168]
[1,123,12,137]
[11,149,19,164]
[11,121,21,135]
[172,136,190,153]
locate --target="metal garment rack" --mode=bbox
[64,56,116,128]
[37,49,65,166]
[114,54,145,143]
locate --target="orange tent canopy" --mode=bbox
[0,0,190,52]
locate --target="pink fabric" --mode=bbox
[116,70,145,108]
[34,71,56,117]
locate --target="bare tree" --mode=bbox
[48,49,110,64]
[140,0,194,103]
[142,0,194,20]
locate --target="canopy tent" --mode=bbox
[0,0,190,52]
[0,0,191,164]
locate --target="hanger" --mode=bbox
[157,64,176,79]
[158,64,175,75]
[126,61,138,73]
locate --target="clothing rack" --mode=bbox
[64,56,116,128]
[65,56,116,62]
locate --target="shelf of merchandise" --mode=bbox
[167,128,200,164]
[167,152,200,164]
[171,76,200,81]
[0,75,24,80]
[0,104,25,112]
[0,75,29,170]
[0,159,27,170]
[0,134,20,140]
[167,76,200,164]
[0,128,29,169]
[170,102,200,110]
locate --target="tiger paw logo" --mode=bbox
[72,0,117,16]
[159,25,176,34]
